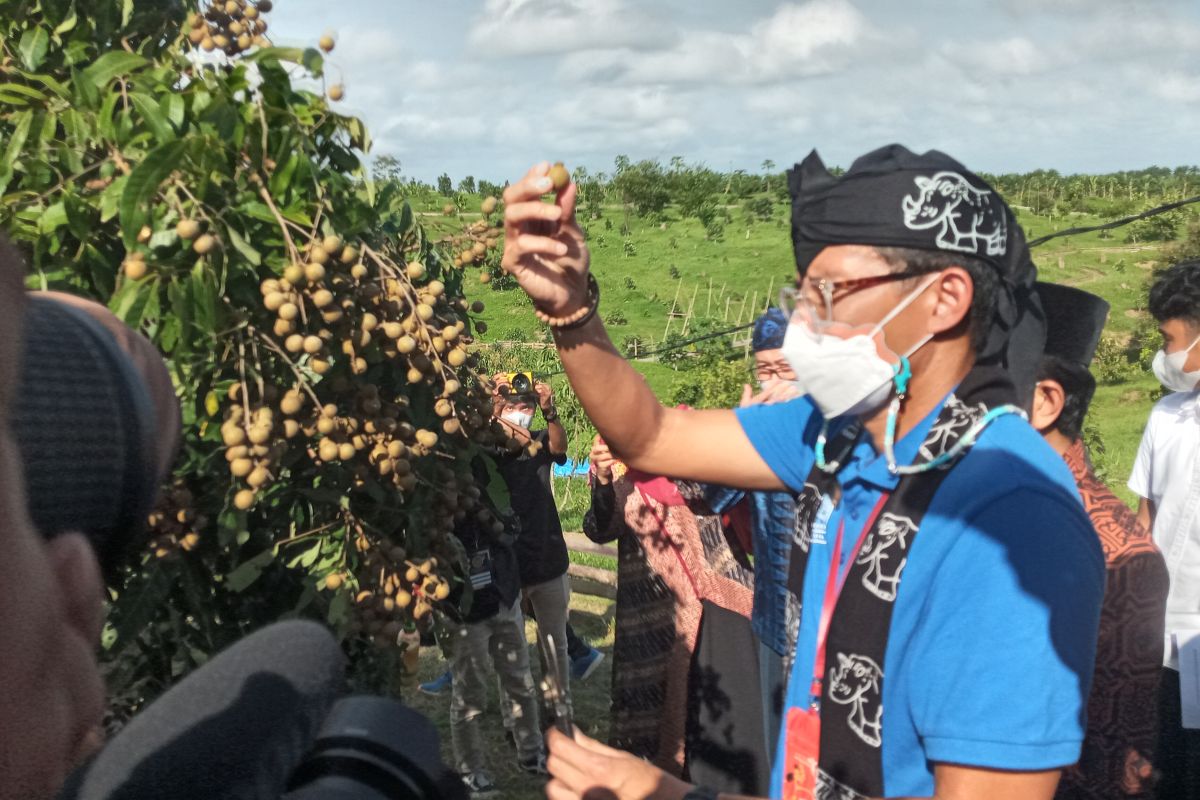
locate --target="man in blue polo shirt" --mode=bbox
[498,146,1104,800]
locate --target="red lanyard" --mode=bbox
[808,492,892,704]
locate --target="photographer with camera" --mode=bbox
[489,372,578,726]
[0,240,108,800]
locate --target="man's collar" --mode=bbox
[841,396,947,490]
[1175,390,1200,419]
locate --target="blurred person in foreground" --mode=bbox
[1026,283,1167,800]
[1126,260,1200,800]
[500,146,1104,800]
[0,238,178,800]
[704,308,802,770]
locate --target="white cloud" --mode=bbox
[1152,72,1200,103]
[267,0,1200,180]
[467,0,671,56]
[560,0,871,86]
[940,35,1053,77]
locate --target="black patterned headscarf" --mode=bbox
[787,144,1044,385]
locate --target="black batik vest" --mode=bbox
[786,366,1019,799]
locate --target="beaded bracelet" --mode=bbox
[534,273,600,331]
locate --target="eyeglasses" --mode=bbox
[780,272,928,323]
[754,364,795,382]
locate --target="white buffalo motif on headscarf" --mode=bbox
[855,512,915,602]
[827,652,883,748]
[901,171,1008,257]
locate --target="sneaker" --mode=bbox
[570,647,605,682]
[518,753,548,776]
[418,670,452,696]
[462,770,500,798]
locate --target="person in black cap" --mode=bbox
[498,148,1103,800]
[1026,282,1167,800]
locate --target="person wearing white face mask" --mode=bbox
[498,144,1104,800]
[1128,259,1200,800]
[487,372,579,745]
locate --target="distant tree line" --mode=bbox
[373,155,1200,244]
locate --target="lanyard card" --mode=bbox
[468,548,493,590]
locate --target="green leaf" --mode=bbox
[82,52,147,89]
[108,566,173,652]
[119,139,186,247]
[188,261,218,336]
[0,109,33,181]
[250,47,325,77]
[54,9,79,34]
[108,273,154,325]
[163,93,184,130]
[285,540,321,569]
[99,174,127,222]
[69,65,100,109]
[226,548,277,592]
[0,83,47,104]
[225,225,262,266]
[345,116,370,152]
[122,0,134,26]
[18,28,49,71]
[130,92,175,141]
[39,202,68,234]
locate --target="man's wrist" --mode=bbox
[542,406,559,422]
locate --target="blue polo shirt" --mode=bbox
[736,395,1104,799]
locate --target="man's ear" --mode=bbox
[925,266,973,337]
[1029,379,1065,434]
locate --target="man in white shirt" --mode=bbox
[1128,258,1200,799]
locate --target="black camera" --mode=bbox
[506,371,534,396]
[283,697,466,800]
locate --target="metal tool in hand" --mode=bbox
[538,633,575,737]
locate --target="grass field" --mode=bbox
[426,198,1182,507]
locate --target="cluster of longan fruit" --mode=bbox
[218,230,519,511]
[186,0,272,55]
[435,196,502,290]
[121,218,219,281]
[146,485,207,558]
[346,551,448,648]
[221,391,289,510]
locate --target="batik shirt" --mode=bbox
[1059,439,1168,800]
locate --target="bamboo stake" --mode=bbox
[663,278,683,339]
[681,284,700,335]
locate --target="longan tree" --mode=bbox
[0,0,514,707]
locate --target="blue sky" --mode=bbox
[269,0,1200,183]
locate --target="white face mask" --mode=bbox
[1152,333,1200,393]
[502,410,533,429]
[781,275,937,420]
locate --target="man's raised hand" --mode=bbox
[501,162,590,319]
